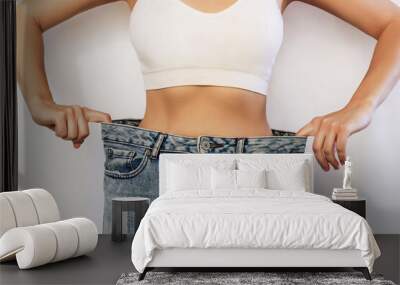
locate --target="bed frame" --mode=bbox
[138,153,371,280]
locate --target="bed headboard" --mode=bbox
[159,153,314,195]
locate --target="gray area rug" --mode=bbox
[116,271,396,285]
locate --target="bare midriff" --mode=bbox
[138,86,273,137]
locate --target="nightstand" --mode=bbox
[332,199,366,219]
[112,197,150,242]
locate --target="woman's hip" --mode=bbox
[101,118,307,155]
[100,118,308,184]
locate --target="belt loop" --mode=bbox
[151,133,166,159]
[196,136,203,153]
[235,138,246,153]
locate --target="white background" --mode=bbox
[18,1,400,233]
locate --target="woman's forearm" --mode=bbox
[296,9,400,171]
[346,17,400,111]
[16,0,114,148]
[17,2,55,114]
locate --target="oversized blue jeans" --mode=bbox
[101,118,307,234]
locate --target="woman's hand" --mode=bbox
[296,101,376,171]
[29,99,112,149]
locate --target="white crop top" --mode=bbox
[129,0,284,96]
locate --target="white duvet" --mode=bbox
[131,189,380,273]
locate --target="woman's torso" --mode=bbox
[128,0,288,137]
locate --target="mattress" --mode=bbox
[131,189,380,273]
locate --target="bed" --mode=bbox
[130,153,381,281]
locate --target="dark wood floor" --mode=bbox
[0,235,398,285]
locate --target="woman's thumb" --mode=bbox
[296,123,315,136]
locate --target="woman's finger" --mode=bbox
[296,116,323,136]
[296,122,315,136]
[65,107,78,140]
[53,111,68,139]
[313,127,330,171]
[322,129,339,169]
[73,105,89,149]
[83,107,112,123]
[74,106,89,141]
[336,129,349,165]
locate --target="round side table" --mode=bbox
[112,197,150,242]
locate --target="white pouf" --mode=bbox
[0,218,98,269]
[0,189,98,269]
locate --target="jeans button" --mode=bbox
[201,139,210,150]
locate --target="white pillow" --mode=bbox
[211,168,236,190]
[211,168,268,190]
[236,169,267,188]
[266,161,308,191]
[167,162,211,191]
[166,159,236,191]
[237,157,311,192]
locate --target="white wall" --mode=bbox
[18,1,400,233]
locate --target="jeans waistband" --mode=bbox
[101,119,307,158]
